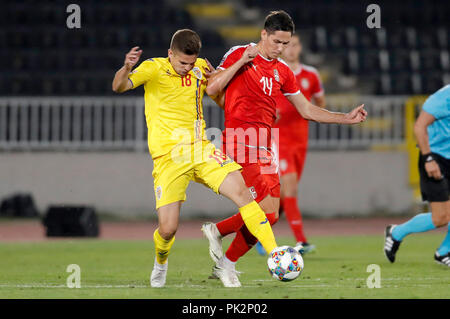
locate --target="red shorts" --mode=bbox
[278,142,307,181]
[224,142,280,203]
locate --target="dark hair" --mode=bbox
[264,10,295,35]
[292,32,301,41]
[170,29,202,55]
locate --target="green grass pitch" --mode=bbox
[0,234,449,299]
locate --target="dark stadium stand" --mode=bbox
[1,0,449,95]
[1,1,225,96]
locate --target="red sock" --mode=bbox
[216,212,244,237]
[225,212,278,262]
[225,226,256,262]
[282,197,307,243]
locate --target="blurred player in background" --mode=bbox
[112,29,280,288]
[203,10,367,287]
[384,84,450,267]
[255,33,326,256]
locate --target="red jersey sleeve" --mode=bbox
[217,45,246,70]
[280,65,300,96]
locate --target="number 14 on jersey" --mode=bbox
[260,76,273,96]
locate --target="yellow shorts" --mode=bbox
[152,140,242,209]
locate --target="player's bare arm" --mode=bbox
[112,46,143,93]
[313,94,326,108]
[206,46,258,96]
[414,110,443,180]
[287,93,367,125]
[210,91,225,109]
[203,58,225,109]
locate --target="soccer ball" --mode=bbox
[267,245,304,281]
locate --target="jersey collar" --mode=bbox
[249,42,275,62]
[258,53,273,62]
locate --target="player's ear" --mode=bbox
[168,49,173,59]
[261,29,267,41]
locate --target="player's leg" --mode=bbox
[224,194,279,260]
[194,143,277,286]
[214,147,282,263]
[151,201,181,287]
[194,148,274,286]
[433,200,450,266]
[155,201,181,263]
[218,170,278,254]
[392,201,449,241]
[274,146,314,253]
[220,156,282,262]
[385,156,450,262]
[150,155,191,287]
[209,194,280,285]
[280,172,309,243]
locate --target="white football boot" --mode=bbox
[201,222,223,263]
[150,258,168,288]
[212,257,241,288]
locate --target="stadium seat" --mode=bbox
[391,73,416,95]
[419,50,443,71]
[2,1,449,96]
[389,50,413,72]
[422,73,444,94]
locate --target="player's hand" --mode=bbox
[425,161,443,180]
[124,46,143,71]
[240,45,258,64]
[343,104,367,124]
[204,58,215,79]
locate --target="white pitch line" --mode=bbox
[0,284,148,289]
[0,282,443,289]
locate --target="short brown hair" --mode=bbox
[170,29,202,55]
[264,10,295,35]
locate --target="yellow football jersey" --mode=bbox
[128,57,209,158]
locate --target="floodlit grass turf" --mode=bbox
[0,234,449,299]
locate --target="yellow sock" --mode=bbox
[153,229,175,265]
[239,201,277,254]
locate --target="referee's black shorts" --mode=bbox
[419,152,450,202]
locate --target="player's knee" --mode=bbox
[432,214,449,227]
[158,226,177,240]
[284,187,297,198]
[236,183,253,203]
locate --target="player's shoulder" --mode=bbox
[276,58,295,76]
[195,58,208,68]
[138,57,165,70]
[300,64,321,77]
[424,85,450,111]
[432,84,450,99]
[224,43,251,55]
[220,44,250,62]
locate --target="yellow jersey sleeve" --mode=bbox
[128,59,159,89]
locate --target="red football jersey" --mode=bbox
[218,44,300,150]
[274,64,324,147]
